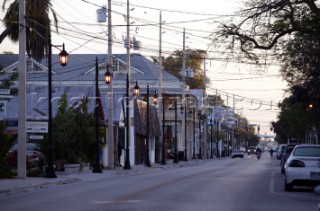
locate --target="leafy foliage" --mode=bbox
[154,49,207,89]
[38,93,102,167]
[0,122,16,178]
[207,94,225,106]
[273,31,320,143]
[212,0,320,64]
[1,0,59,61]
[0,71,18,96]
[214,0,320,142]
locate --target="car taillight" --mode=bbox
[288,159,305,167]
[33,152,39,157]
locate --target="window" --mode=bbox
[293,147,320,157]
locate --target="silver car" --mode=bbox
[284,144,320,191]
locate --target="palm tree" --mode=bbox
[1,0,58,61]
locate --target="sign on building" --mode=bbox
[26,121,48,133]
[0,101,6,114]
[0,89,10,95]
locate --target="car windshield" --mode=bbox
[293,147,320,157]
[26,144,37,151]
[10,143,37,151]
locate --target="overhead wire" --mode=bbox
[1,1,287,128]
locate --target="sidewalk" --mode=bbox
[0,159,206,197]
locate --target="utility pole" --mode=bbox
[123,0,131,170]
[107,0,114,170]
[182,28,187,161]
[159,11,166,165]
[18,0,27,178]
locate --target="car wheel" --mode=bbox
[285,179,293,192]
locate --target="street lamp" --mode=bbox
[198,111,202,159]
[145,84,151,167]
[104,65,112,84]
[183,106,188,161]
[191,107,196,159]
[210,117,213,159]
[161,94,167,165]
[169,98,184,163]
[144,89,158,167]
[173,98,179,163]
[179,104,188,161]
[153,91,158,105]
[215,119,220,158]
[124,74,140,170]
[133,80,140,95]
[45,33,68,178]
[92,57,103,173]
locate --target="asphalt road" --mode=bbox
[0,153,319,211]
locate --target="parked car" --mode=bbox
[247,146,256,155]
[7,143,44,169]
[276,144,286,160]
[231,149,245,159]
[280,143,297,174]
[284,144,320,191]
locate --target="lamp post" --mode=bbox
[161,94,167,165]
[45,33,68,178]
[92,57,103,173]
[167,98,179,163]
[215,119,220,158]
[145,85,151,167]
[124,74,139,170]
[183,106,188,161]
[147,90,158,166]
[192,107,196,159]
[173,97,179,163]
[210,117,213,159]
[124,74,131,170]
[198,112,202,159]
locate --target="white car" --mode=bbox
[284,144,320,191]
[231,149,244,159]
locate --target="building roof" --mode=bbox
[0,53,179,84]
[0,53,187,123]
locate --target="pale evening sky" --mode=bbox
[0,0,288,137]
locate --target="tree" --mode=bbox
[212,0,320,63]
[280,32,320,103]
[0,63,18,96]
[153,49,207,89]
[38,93,101,167]
[1,0,59,61]
[274,30,320,143]
[213,0,320,142]
[207,94,225,106]
[0,121,16,178]
[273,85,320,144]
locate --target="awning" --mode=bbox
[3,126,18,134]
[134,99,161,137]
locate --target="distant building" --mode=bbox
[0,53,199,167]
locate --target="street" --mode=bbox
[0,153,319,211]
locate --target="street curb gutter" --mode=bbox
[0,178,80,197]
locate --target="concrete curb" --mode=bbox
[0,158,210,197]
[0,178,80,197]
